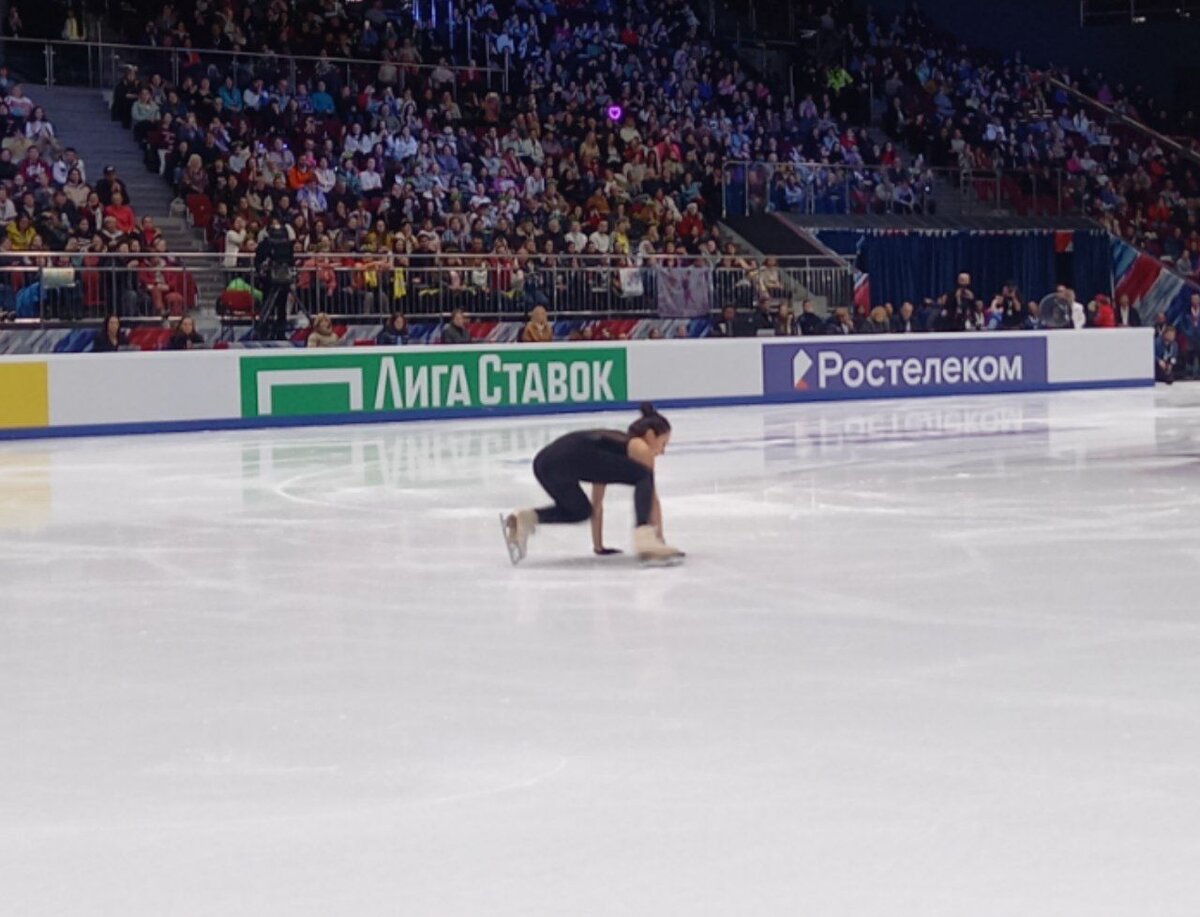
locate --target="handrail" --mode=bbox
[0,34,506,78]
[0,35,507,77]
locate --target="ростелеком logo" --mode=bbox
[792,349,814,390]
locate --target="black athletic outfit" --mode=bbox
[533,430,654,526]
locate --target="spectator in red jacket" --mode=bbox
[1092,294,1116,328]
[104,190,137,234]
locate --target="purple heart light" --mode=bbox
[606,105,623,122]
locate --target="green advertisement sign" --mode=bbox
[239,348,629,418]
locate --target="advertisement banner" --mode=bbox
[239,348,628,419]
[763,336,1049,400]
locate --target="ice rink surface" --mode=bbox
[3,387,1200,915]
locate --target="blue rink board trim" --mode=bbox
[0,378,1155,441]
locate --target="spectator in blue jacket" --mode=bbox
[1175,293,1200,378]
[377,312,410,346]
[1156,325,1179,384]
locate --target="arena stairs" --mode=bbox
[35,85,226,312]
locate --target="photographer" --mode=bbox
[936,272,977,332]
[992,282,1026,330]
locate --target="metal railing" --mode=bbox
[721,161,1078,218]
[0,36,509,96]
[0,252,855,325]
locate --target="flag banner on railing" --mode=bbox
[654,266,712,318]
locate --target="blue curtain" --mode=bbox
[1072,231,1113,300]
[815,230,1058,305]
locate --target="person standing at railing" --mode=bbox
[111,68,140,131]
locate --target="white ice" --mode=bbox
[3,388,1200,915]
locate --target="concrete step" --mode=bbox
[37,84,221,311]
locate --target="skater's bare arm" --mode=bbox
[591,484,619,554]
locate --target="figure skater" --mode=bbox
[503,403,683,564]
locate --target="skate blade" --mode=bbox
[639,554,685,568]
[500,513,523,565]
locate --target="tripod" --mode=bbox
[253,268,295,341]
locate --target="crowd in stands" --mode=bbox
[855,5,1200,279]
[711,2,1200,276]
[716,272,1149,338]
[3,0,1199,353]
[105,0,766,295]
[0,72,199,317]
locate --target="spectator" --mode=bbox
[130,89,161,140]
[798,299,824,336]
[93,314,128,352]
[223,216,248,270]
[1115,294,1142,328]
[521,305,554,343]
[442,308,472,344]
[5,210,38,248]
[940,272,977,332]
[826,307,855,335]
[95,166,129,206]
[4,83,33,119]
[1092,294,1116,328]
[992,283,1026,331]
[23,106,54,149]
[1156,326,1179,384]
[1039,285,1076,330]
[1175,293,1200,378]
[713,305,739,338]
[103,190,137,234]
[179,154,209,197]
[377,312,410,346]
[750,299,775,334]
[306,312,341,347]
[166,315,204,350]
[775,302,797,336]
[891,301,918,333]
[861,306,891,333]
[1071,291,1087,330]
[51,147,84,186]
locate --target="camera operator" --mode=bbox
[254,215,296,339]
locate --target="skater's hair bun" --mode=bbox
[629,402,671,438]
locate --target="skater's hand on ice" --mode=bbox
[594,547,622,556]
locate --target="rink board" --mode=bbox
[0,329,1154,440]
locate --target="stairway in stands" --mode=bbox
[34,85,225,311]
